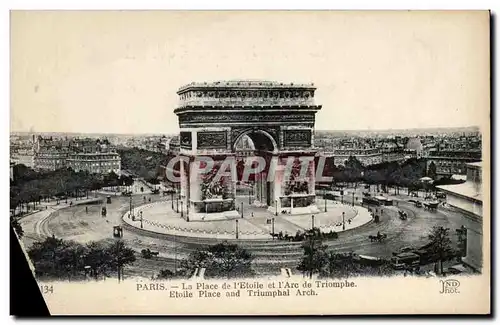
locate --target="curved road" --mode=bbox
[20,192,470,277]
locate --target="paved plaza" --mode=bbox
[122,198,374,240]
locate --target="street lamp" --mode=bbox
[129,196,132,216]
[324,194,327,212]
[342,212,345,230]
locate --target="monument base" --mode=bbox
[268,204,321,216]
[187,210,241,222]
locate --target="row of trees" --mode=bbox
[10,165,134,216]
[28,236,136,281]
[318,156,464,193]
[117,147,167,183]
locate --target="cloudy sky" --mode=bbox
[10,11,489,134]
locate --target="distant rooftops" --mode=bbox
[70,152,119,156]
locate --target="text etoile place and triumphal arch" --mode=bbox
[172,80,324,222]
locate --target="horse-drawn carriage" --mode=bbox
[141,248,160,259]
[368,232,387,242]
[398,210,408,220]
[408,199,422,208]
[113,225,123,238]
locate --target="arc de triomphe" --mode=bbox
[173,80,322,221]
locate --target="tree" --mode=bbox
[297,229,328,278]
[84,241,113,280]
[28,235,67,277]
[324,252,354,278]
[156,269,178,280]
[427,161,438,180]
[107,240,136,282]
[428,226,453,274]
[57,241,88,280]
[180,242,254,279]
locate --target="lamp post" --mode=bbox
[342,212,345,230]
[235,219,239,239]
[324,194,327,212]
[129,196,132,216]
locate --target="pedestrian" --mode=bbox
[148,198,151,202]
[251,212,254,218]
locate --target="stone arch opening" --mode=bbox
[232,129,278,154]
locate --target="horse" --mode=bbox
[369,233,387,242]
[270,233,280,240]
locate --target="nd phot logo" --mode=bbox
[439,279,460,294]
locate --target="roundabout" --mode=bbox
[19,190,473,278]
[122,198,373,240]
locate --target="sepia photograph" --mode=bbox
[9,10,491,315]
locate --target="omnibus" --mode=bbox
[374,196,394,206]
[391,252,420,269]
[362,197,381,206]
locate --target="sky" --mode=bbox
[10,11,490,134]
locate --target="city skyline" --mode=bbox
[11,11,489,134]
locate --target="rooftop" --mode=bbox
[467,161,482,168]
[437,181,482,203]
